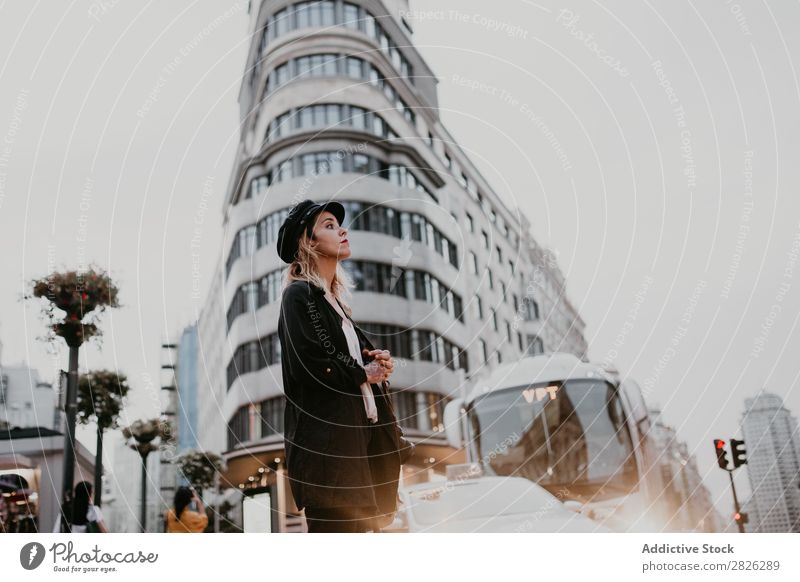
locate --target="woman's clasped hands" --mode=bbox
[362,348,394,384]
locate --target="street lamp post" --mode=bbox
[61,344,80,512]
[133,444,155,533]
[26,268,120,516]
[123,419,164,533]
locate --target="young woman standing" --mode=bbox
[276,199,414,533]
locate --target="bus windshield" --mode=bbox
[467,378,639,503]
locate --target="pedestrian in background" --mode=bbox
[165,486,208,533]
[55,481,108,533]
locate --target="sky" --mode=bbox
[1,0,799,520]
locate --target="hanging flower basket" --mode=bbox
[52,322,98,348]
[175,450,225,491]
[26,266,120,347]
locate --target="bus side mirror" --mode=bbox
[443,398,464,449]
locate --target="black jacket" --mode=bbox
[278,279,411,522]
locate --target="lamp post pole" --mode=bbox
[60,345,80,510]
[139,449,149,533]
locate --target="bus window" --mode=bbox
[468,379,639,502]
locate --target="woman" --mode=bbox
[164,486,208,533]
[55,481,108,533]
[276,199,415,533]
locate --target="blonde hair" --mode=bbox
[283,228,354,316]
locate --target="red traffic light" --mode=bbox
[713,439,730,469]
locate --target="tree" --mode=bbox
[175,450,224,497]
[76,370,129,508]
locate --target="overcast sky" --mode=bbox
[1,0,799,519]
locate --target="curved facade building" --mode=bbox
[199,0,588,531]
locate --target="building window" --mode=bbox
[340,260,464,323]
[259,396,285,437]
[444,152,452,169]
[488,269,494,290]
[496,245,503,262]
[523,297,540,321]
[475,296,483,320]
[343,3,360,27]
[227,396,286,450]
[518,332,524,351]
[506,320,512,342]
[469,251,478,275]
[482,230,489,250]
[249,175,269,199]
[359,323,467,371]
[425,392,447,433]
[352,153,370,173]
[227,200,458,278]
[227,333,281,390]
[264,52,415,122]
[265,103,398,145]
[479,339,488,364]
[526,335,544,356]
[273,8,289,37]
[295,2,311,28]
[227,406,249,450]
[227,268,287,329]
[465,212,474,233]
[257,2,413,86]
[391,389,418,430]
[491,309,498,331]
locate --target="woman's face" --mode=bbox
[310,210,351,260]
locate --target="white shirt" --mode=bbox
[341,317,379,424]
[53,504,104,533]
[325,293,378,424]
[72,505,103,533]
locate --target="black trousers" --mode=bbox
[304,505,376,533]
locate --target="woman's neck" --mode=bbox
[316,256,337,294]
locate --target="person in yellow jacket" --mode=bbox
[165,486,208,533]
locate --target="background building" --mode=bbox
[176,325,200,453]
[0,357,94,532]
[197,267,229,459]
[647,407,720,532]
[104,432,162,533]
[0,363,58,432]
[741,391,800,533]
[196,0,588,531]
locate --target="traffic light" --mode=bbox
[734,512,748,526]
[731,438,747,468]
[714,439,729,470]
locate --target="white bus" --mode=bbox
[443,352,665,531]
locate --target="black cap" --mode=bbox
[276,199,346,264]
